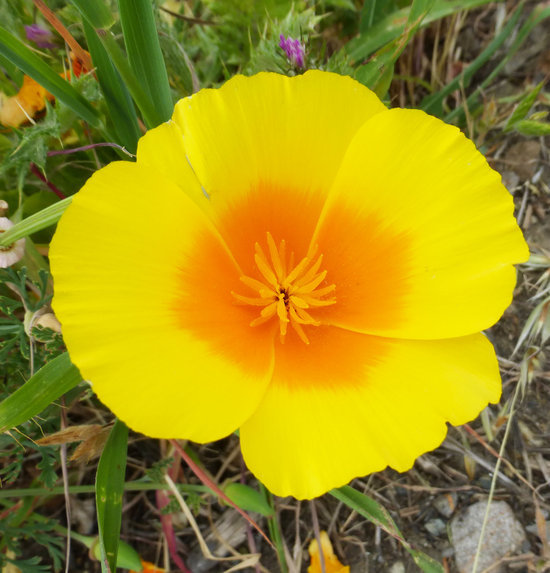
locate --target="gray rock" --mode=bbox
[450,500,525,573]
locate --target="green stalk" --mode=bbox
[259,484,288,573]
[118,0,173,124]
[0,197,71,247]
[0,481,210,498]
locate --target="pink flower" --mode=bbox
[279,35,305,68]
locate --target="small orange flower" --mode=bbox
[0,51,90,128]
[130,559,165,573]
[0,75,55,127]
[308,531,349,573]
[50,71,528,499]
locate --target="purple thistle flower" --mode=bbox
[279,34,305,69]
[25,24,55,49]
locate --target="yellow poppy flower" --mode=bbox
[50,71,528,499]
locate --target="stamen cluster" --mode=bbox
[233,232,336,344]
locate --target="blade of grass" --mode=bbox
[471,356,526,573]
[504,81,545,131]
[355,0,435,96]
[258,484,288,573]
[444,3,550,124]
[223,483,274,518]
[421,2,524,117]
[331,485,400,534]
[347,0,503,63]
[68,0,165,128]
[0,26,101,127]
[360,0,401,33]
[68,0,115,29]
[82,19,141,153]
[95,29,166,129]
[118,0,173,123]
[0,481,209,498]
[0,353,82,432]
[0,197,71,247]
[96,419,128,573]
[331,485,444,573]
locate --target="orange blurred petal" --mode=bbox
[308,531,350,573]
[0,75,54,127]
[130,559,165,573]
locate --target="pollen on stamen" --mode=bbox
[231,232,336,344]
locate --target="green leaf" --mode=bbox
[529,111,548,121]
[68,0,115,29]
[0,26,101,127]
[331,485,399,534]
[92,538,143,571]
[513,119,550,136]
[411,550,447,573]
[67,0,163,128]
[0,353,82,432]
[223,483,275,517]
[37,447,58,488]
[331,486,444,573]
[82,19,141,153]
[118,0,173,124]
[0,198,71,247]
[96,419,128,573]
[94,29,166,129]
[360,0,402,33]
[504,82,545,131]
[354,48,395,96]
[0,105,61,182]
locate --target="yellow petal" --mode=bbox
[240,327,500,499]
[136,121,207,207]
[50,160,274,442]
[172,71,386,235]
[308,531,350,573]
[314,108,528,339]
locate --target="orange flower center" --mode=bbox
[232,232,336,344]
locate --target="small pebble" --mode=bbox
[425,518,447,537]
[433,492,457,518]
[388,562,405,573]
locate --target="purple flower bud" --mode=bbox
[279,34,305,69]
[25,24,55,49]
